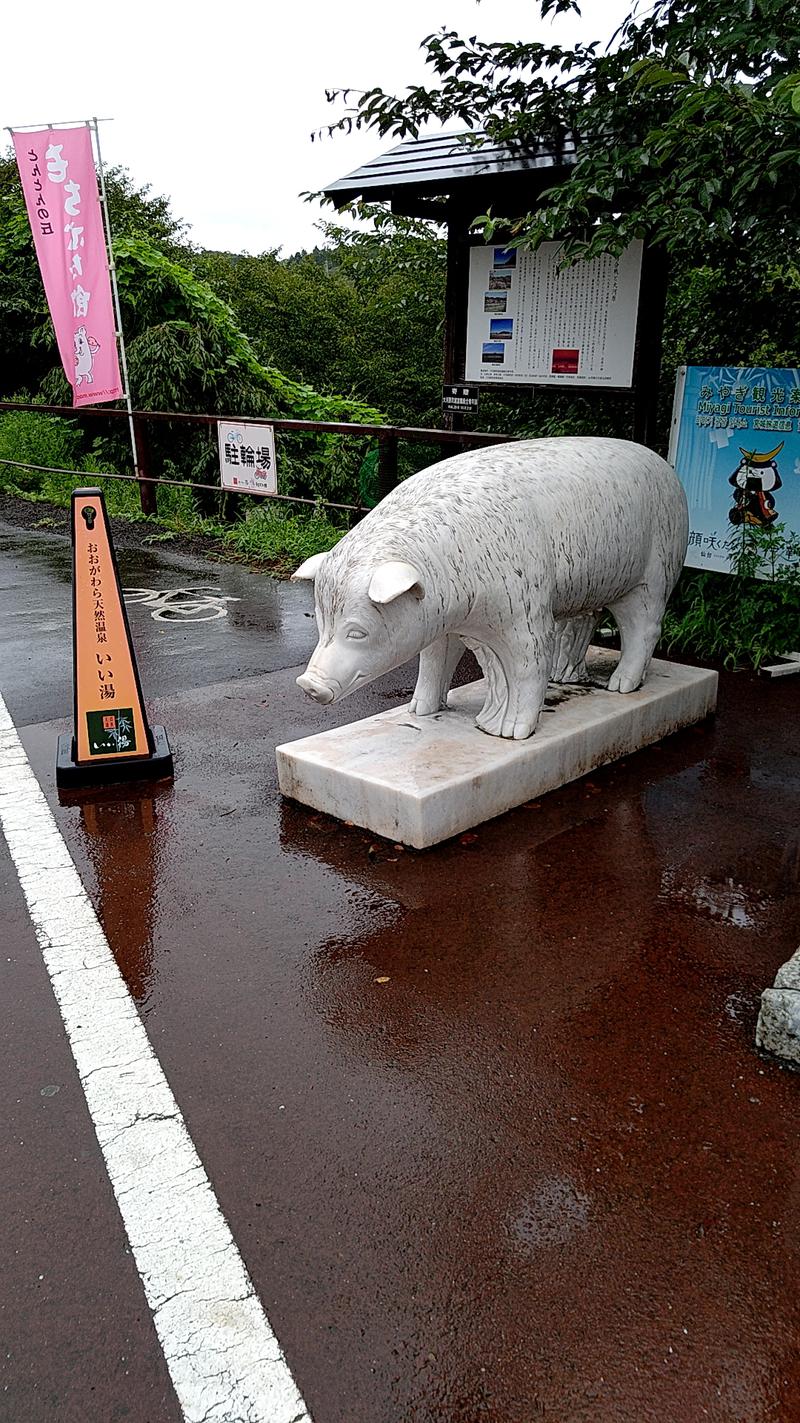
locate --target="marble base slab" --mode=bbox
[276,649,718,849]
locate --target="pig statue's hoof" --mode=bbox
[475,705,537,740]
[409,694,445,716]
[509,718,537,740]
[607,667,644,694]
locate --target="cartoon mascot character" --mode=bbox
[73,327,100,387]
[728,442,783,527]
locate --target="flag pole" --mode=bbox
[89,117,140,489]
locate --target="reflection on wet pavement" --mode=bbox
[0,521,318,726]
[3,521,800,1423]
[76,787,173,1006]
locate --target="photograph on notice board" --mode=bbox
[484,293,508,313]
[488,271,512,290]
[489,318,514,341]
[481,342,505,365]
[552,348,580,375]
[492,247,517,270]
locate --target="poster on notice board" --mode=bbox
[669,366,800,574]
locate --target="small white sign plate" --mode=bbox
[217,420,277,495]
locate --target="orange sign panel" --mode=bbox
[72,488,151,763]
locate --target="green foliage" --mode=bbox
[315,208,447,426]
[663,259,800,372]
[0,152,386,510]
[312,4,800,450]
[218,503,343,568]
[101,165,188,252]
[136,495,345,570]
[663,523,800,667]
[0,409,137,509]
[0,409,83,480]
[189,207,447,429]
[113,236,381,422]
[188,246,363,397]
[321,1,800,270]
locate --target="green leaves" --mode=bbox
[109,235,385,432]
[319,0,800,270]
[664,524,800,669]
[624,59,690,92]
[773,71,800,112]
[541,0,581,16]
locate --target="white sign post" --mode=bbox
[217,420,277,495]
[465,240,643,388]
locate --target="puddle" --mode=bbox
[508,1175,591,1250]
[661,867,770,927]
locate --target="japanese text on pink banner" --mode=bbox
[12,125,122,408]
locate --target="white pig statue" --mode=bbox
[292,437,689,740]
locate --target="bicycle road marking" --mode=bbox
[123,587,241,622]
[0,691,311,1423]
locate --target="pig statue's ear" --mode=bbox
[291,551,328,582]
[368,561,425,605]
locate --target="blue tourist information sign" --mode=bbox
[669,365,800,573]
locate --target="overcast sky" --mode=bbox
[3,0,629,257]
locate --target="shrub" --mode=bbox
[0,409,83,494]
[663,523,800,668]
[221,502,344,569]
[0,408,145,516]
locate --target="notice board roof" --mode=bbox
[323,130,576,211]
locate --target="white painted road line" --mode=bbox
[0,693,312,1423]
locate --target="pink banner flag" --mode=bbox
[12,125,123,407]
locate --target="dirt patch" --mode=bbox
[0,490,290,575]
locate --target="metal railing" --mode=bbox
[0,400,515,517]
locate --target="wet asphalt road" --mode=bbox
[0,523,315,727]
[2,516,800,1423]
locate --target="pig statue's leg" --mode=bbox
[606,581,665,693]
[410,635,464,715]
[472,621,556,740]
[552,613,598,684]
[462,640,505,724]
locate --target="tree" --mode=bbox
[317,2,800,662]
[0,155,384,507]
[93,236,386,503]
[101,165,189,253]
[315,1,800,449]
[188,246,365,400]
[321,1,800,269]
[189,210,447,429]
[0,156,189,398]
[314,208,447,426]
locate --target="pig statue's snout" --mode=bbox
[296,671,335,705]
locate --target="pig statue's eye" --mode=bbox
[346,626,367,641]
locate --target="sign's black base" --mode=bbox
[56,726,173,790]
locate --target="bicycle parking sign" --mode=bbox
[217,420,277,496]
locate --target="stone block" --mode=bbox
[756,946,800,1067]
